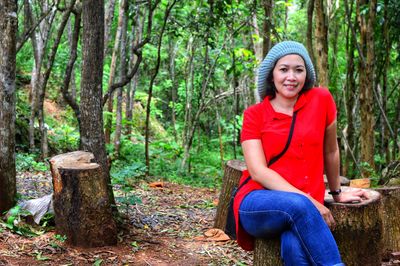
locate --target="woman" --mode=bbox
[233,41,368,265]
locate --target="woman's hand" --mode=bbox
[333,189,369,203]
[309,197,336,228]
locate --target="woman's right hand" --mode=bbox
[311,198,335,228]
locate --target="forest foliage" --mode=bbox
[8,0,400,195]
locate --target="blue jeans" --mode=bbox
[239,190,344,266]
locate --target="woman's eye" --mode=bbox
[296,68,304,73]
[280,68,287,72]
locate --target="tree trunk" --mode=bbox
[262,0,273,57]
[145,0,177,176]
[50,151,117,247]
[374,186,400,260]
[105,0,125,145]
[343,0,357,177]
[307,0,316,67]
[114,0,129,156]
[214,160,246,230]
[168,38,178,142]
[0,0,17,213]
[315,0,329,87]
[125,8,142,136]
[104,0,116,57]
[358,0,377,172]
[80,0,116,209]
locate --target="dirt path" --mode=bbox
[0,172,252,265]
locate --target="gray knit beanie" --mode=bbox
[257,41,316,100]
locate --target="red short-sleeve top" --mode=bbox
[234,87,337,251]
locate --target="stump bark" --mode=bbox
[324,187,383,266]
[50,151,117,247]
[214,160,246,230]
[254,188,383,266]
[374,186,400,260]
[254,238,282,266]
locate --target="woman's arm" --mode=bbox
[242,139,336,227]
[324,121,369,202]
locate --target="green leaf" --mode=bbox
[93,259,103,266]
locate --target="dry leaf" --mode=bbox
[203,228,230,242]
[212,199,219,206]
[149,182,164,189]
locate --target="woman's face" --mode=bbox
[272,54,306,100]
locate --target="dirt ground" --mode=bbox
[1,171,399,265]
[0,171,252,266]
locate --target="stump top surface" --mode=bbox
[324,187,381,206]
[50,151,95,165]
[59,162,100,170]
[226,160,247,171]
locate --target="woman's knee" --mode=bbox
[284,192,317,217]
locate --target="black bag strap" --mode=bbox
[237,110,298,190]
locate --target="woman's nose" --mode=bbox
[287,70,296,80]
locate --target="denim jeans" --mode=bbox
[239,190,345,266]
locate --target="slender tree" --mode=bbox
[315,0,329,87]
[358,0,377,172]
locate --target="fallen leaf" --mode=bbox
[202,228,230,242]
[212,199,219,206]
[149,182,164,189]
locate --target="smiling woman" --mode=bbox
[232,41,369,265]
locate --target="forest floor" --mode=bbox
[0,171,252,265]
[1,171,399,265]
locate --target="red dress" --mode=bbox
[233,87,337,251]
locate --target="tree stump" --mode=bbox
[214,160,246,230]
[254,238,282,266]
[324,187,383,266]
[374,186,400,260]
[50,151,117,247]
[254,188,383,266]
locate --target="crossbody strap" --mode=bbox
[237,110,298,190]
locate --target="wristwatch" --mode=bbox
[328,189,342,196]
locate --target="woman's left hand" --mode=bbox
[333,189,370,203]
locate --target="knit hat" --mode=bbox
[257,41,316,100]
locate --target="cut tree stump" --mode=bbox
[254,188,383,266]
[324,187,383,266]
[214,160,247,230]
[374,186,400,260]
[50,151,117,247]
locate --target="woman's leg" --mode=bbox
[281,230,312,266]
[239,190,343,266]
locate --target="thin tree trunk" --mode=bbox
[125,8,141,136]
[104,0,125,145]
[315,0,329,87]
[306,0,316,67]
[358,0,377,172]
[104,0,116,57]
[114,0,129,156]
[168,38,178,142]
[262,0,273,57]
[343,0,357,177]
[0,0,17,213]
[145,0,177,176]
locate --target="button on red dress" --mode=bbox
[234,87,337,251]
